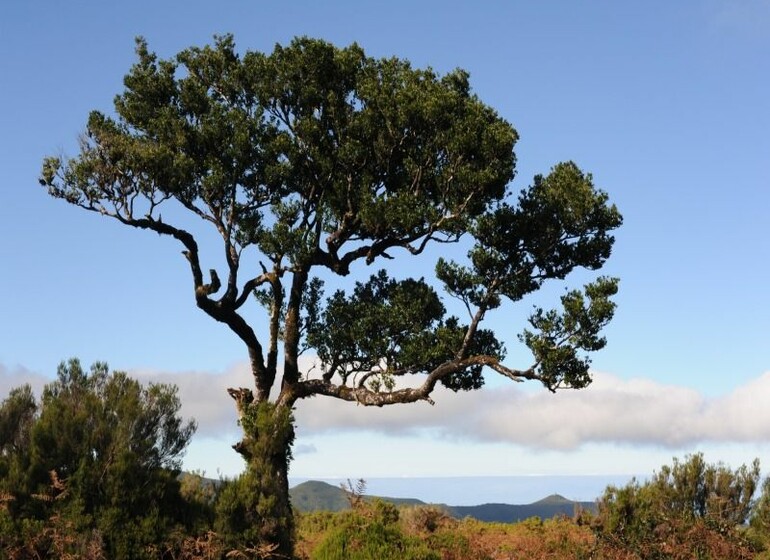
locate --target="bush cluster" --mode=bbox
[593,453,766,559]
[0,360,242,559]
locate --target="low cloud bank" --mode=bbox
[132,363,255,437]
[149,366,770,450]
[4,359,770,450]
[292,371,770,450]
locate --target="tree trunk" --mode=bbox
[218,401,296,559]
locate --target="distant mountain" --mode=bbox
[290,480,355,512]
[290,480,426,512]
[289,481,596,523]
[448,493,596,523]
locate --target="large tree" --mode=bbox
[40,35,622,557]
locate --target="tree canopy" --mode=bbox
[40,35,621,407]
[39,35,622,556]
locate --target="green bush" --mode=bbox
[425,530,470,557]
[311,500,438,560]
[594,453,758,559]
[0,359,199,559]
[400,505,453,534]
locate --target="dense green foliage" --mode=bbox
[39,35,622,556]
[594,453,762,559]
[0,360,197,559]
[310,499,438,560]
[215,402,296,555]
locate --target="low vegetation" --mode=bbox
[4,366,770,558]
[295,465,766,560]
[297,502,595,560]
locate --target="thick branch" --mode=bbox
[284,355,539,407]
[97,211,272,397]
[456,279,501,360]
[220,237,241,305]
[113,215,204,286]
[193,291,272,399]
[281,269,308,390]
[221,185,241,304]
[233,268,279,310]
[266,268,283,384]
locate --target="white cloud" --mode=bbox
[0,362,252,438]
[130,362,254,437]
[292,371,770,450]
[294,443,318,455]
[7,358,770,452]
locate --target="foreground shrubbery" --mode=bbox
[296,501,595,560]
[4,365,770,559]
[295,455,770,560]
[0,361,276,559]
[593,453,761,559]
[0,359,200,559]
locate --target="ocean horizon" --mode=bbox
[288,475,640,506]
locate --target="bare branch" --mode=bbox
[196,269,221,297]
[286,355,539,407]
[356,370,378,389]
[233,272,274,310]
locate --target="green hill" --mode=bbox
[290,480,426,512]
[289,481,596,523]
[534,493,574,505]
[289,480,353,512]
[449,495,596,523]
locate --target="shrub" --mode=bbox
[594,453,758,559]
[310,500,438,560]
[0,359,198,559]
[400,505,454,534]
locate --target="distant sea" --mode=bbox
[288,475,639,506]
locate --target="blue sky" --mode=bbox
[1,1,769,491]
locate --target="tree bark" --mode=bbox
[223,400,296,559]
